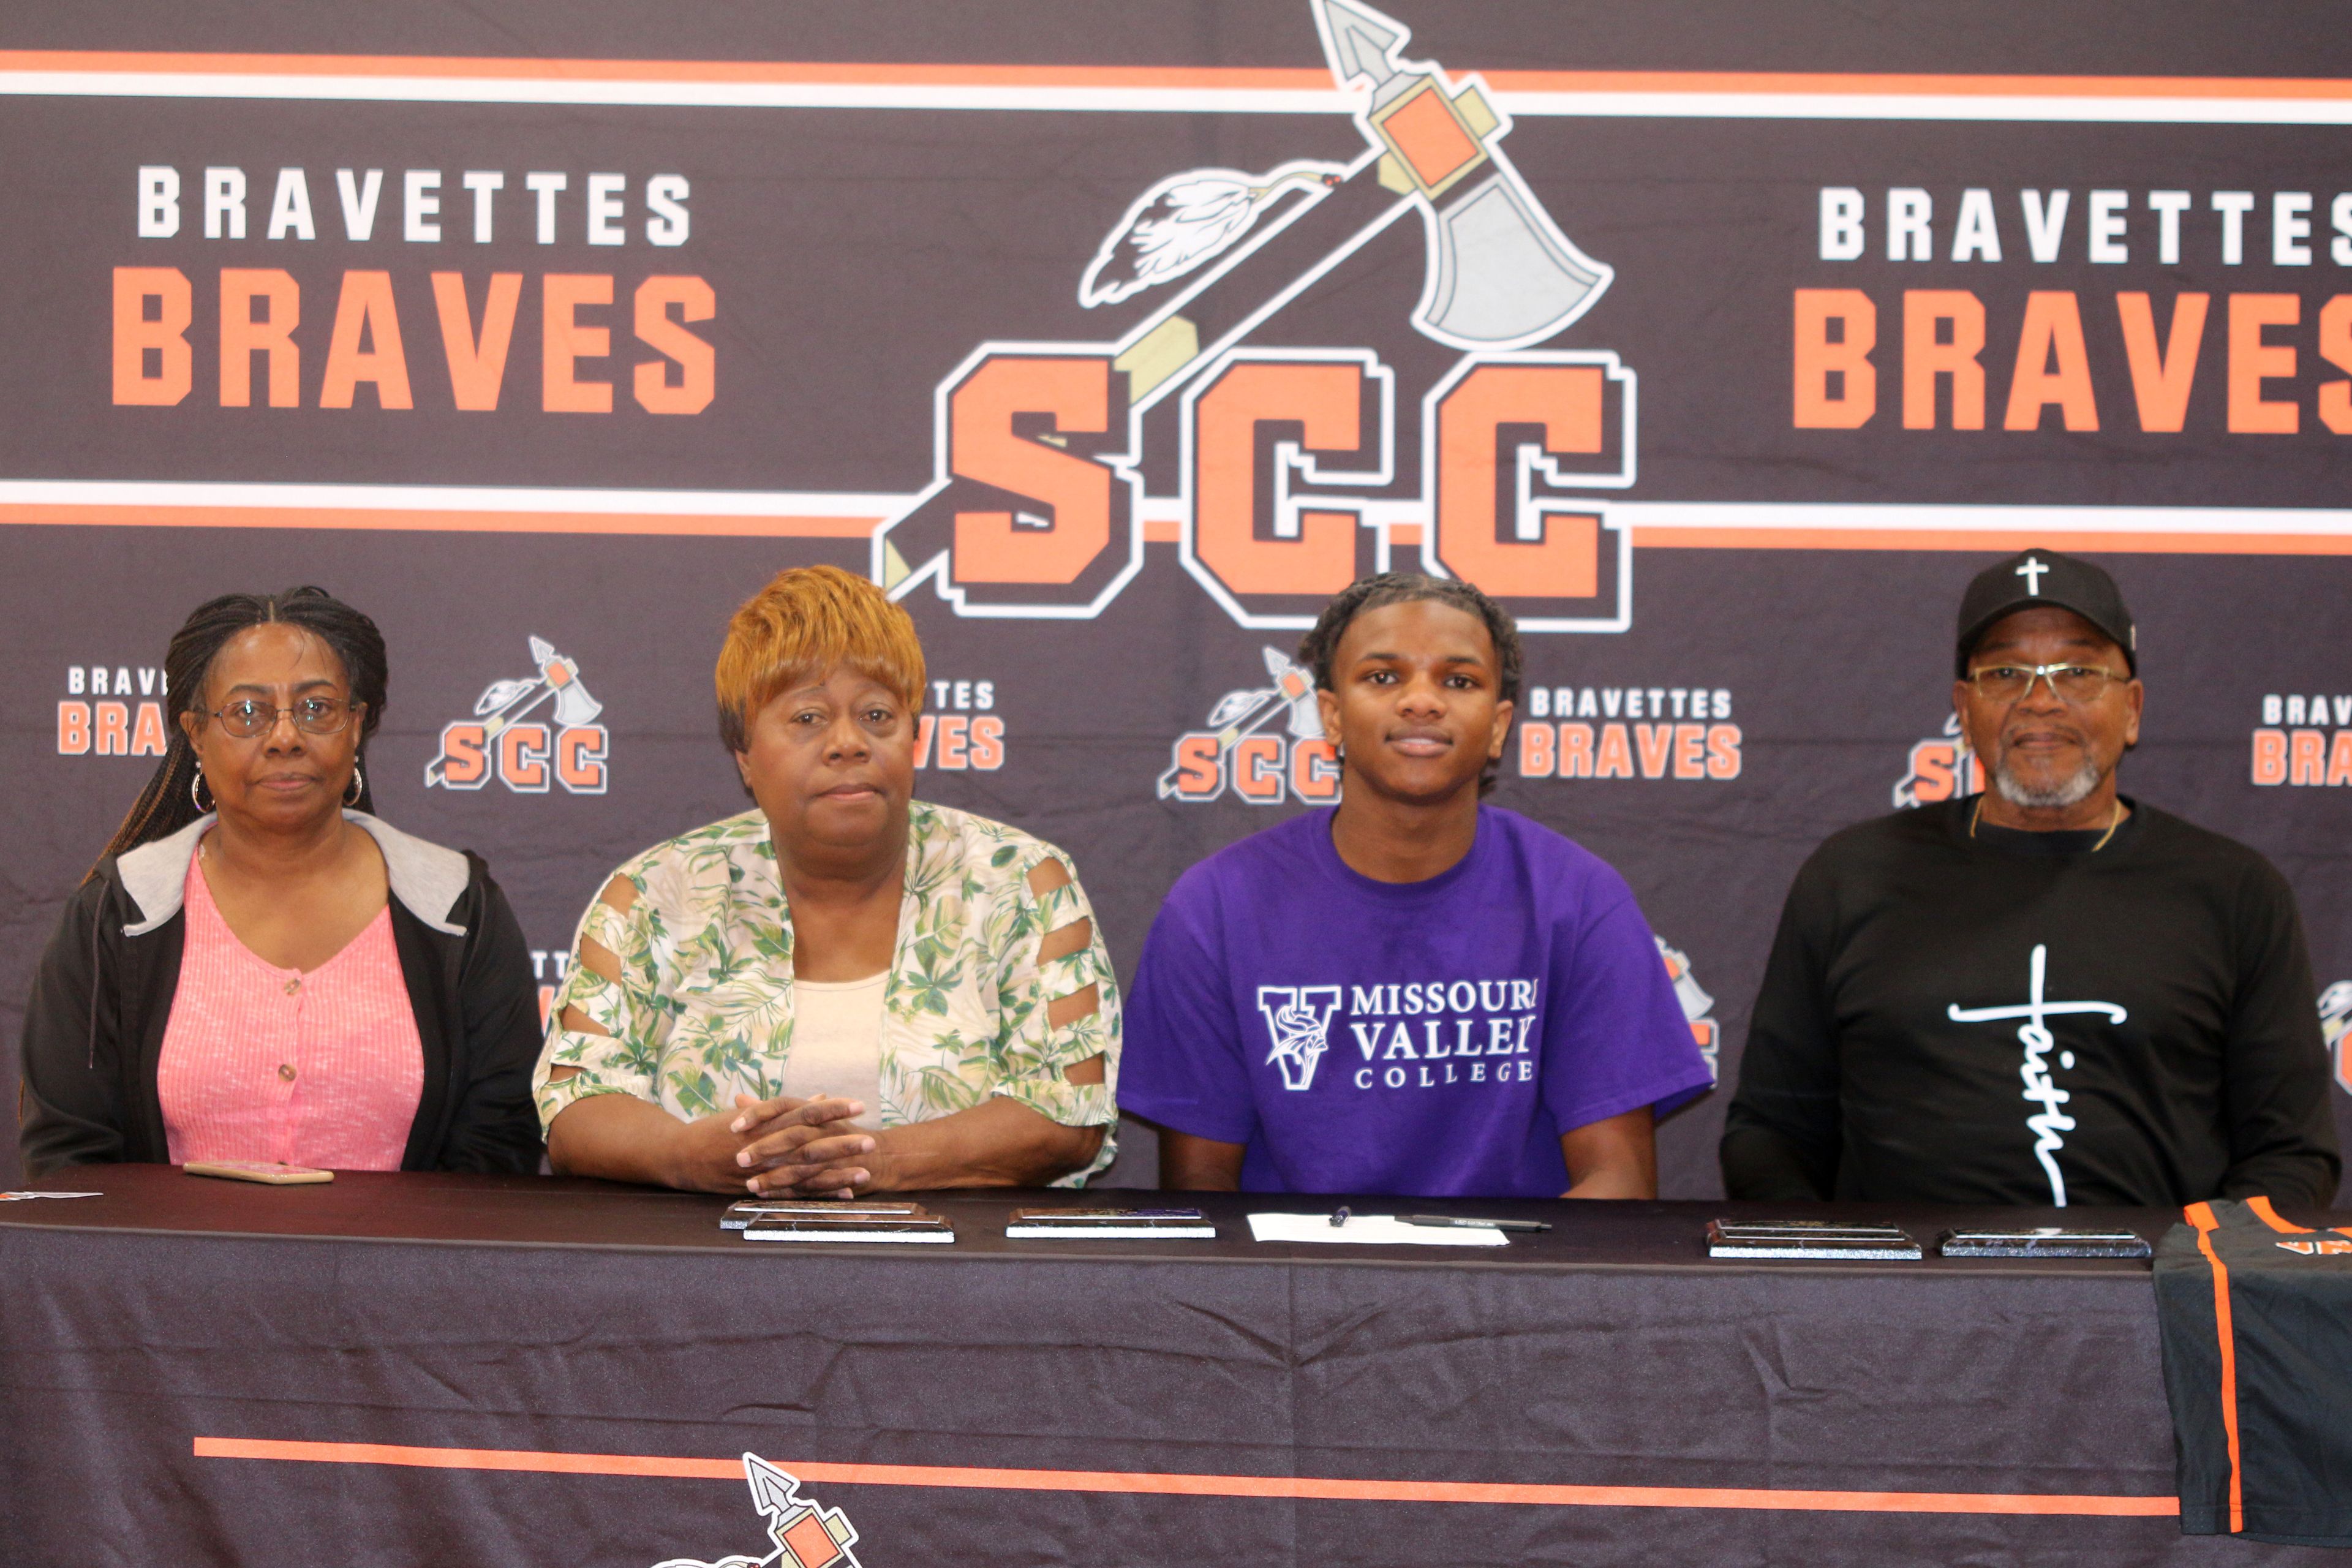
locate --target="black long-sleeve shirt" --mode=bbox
[20,814,545,1178]
[1721,797,2340,1208]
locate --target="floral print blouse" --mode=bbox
[533,802,1120,1183]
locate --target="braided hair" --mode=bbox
[1295,573,1522,797]
[90,587,388,876]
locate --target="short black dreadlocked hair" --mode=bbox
[91,587,386,877]
[1296,573,1521,797]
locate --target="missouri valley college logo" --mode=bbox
[875,0,1637,637]
[1253,942,1714,1096]
[2321,980,2352,1095]
[1161,647,1334,804]
[1894,714,1983,809]
[425,636,609,794]
[655,1454,861,1568]
[1260,986,1344,1090]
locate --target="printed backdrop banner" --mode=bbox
[3,0,2350,1196]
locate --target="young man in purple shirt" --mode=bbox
[1120,574,1713,1198]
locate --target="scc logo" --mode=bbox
[1893,714,1984,809]
[1158,646,1338,805]
[875,0,1636,637]
[425,637,609,795]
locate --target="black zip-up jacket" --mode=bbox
[19,812,545,1178]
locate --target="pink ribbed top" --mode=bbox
[157,853,424,1171]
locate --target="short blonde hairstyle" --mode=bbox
[715,565,925,752]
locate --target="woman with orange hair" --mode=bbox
[533,565,1118,1194]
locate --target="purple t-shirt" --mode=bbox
[1120,805,1713,1197]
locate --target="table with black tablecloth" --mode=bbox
[0,1166,2340,1566]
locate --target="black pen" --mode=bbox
[1329,1205,1351,1228]
[1400,1214,1551,1233]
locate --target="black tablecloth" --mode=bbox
[1,1166,2341,1566]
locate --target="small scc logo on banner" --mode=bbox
[1894,714,1982,808]
[1159,646,1336,805]
[426,636,608,794]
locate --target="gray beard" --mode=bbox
[1992,754,2102,810]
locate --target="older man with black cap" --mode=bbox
[1721,549,2339,1208]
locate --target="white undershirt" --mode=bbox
[778,972,886,1114]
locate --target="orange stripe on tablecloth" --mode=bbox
[2184,1202,2244,1534]
[191,1438,2177,1516]
[0,504,883,537]
[1626,527,2352,555]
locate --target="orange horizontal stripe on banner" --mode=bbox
[192,1438,2178,1517]
[0,53,2349,102]
[6,508,2342,554]
[0,503,883,538]
[1628,527,2352,555]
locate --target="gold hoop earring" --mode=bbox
[344,764,364,807]
[189,762,214,815]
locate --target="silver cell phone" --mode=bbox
[721,1199,921,1231]
[1005,1205,1215,1239]
[742,1215,953,1244]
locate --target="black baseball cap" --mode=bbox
[1954,548,2136,676]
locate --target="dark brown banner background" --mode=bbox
[4,0,2349,1199]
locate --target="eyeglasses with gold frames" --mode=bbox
[1962,664,2127,706]
[202,696,361,739]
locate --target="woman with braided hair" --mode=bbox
[19,587,543,1177]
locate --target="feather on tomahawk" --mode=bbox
[1080,161,1344,307]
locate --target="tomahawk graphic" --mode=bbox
[1100,0,1614,396]
[652,1454,862,1568]
[875,0,1614,608]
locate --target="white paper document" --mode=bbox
[1246,1212,1509,1247]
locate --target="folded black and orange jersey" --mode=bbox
[2156,1196,2352,1547]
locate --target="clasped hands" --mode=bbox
[674,1091,882,1197]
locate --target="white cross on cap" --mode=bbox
[2015,555,2049,595]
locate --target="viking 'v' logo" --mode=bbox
[875,0,1636,636]
[1259,986,1344,1091]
